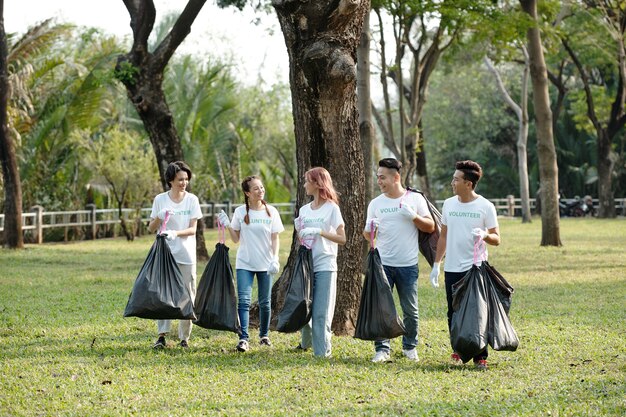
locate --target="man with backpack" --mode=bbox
[363,158,435,363]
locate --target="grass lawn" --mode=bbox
[0,218,624,416]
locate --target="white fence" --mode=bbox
[1,197,624,244]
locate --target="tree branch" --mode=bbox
[153,0,208,72]
[562,38,603,133]
[123,0,156,55]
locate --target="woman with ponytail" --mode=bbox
[295,167,346,358]
[218,176,284,352]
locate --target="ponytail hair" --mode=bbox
[305,167,339,205]
[241,175,271,225]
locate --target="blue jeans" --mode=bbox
[301,271,337,357]
[374,265,419,353]
[236,269,272,341]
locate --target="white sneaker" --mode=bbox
[236,339,249,352]
[371,351,390,363]
[403,348,419,361]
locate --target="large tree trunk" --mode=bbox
[272,0,368,335]
[520,0,561,246]
[116,0,209,258]
[0,1,24,249]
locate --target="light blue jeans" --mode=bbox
[236,269,272,341]
[374,265,419,353]
[301,271,337,357]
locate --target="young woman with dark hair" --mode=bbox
[218,176,284,352]
[147,161,203,349]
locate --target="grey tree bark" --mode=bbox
[484,50,532,223]
[271,0,368,335]
[520,0,561,246]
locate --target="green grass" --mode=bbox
[0,218,625,416]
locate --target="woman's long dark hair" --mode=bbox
[242,175,271,225]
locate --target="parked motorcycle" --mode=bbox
[559,196,595,217]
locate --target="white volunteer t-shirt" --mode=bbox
[298,201,344,272]
[150,191,203,265]
[441,195,498,273]
[231,204,285,271]
[365,191,430,267]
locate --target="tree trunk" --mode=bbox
[484,52,532,223]
[520,0,561,246]
[596,129,615,217]
[0,2,24,249]
[116,0,209,258]
[414,124,431,197]
[273,0,368,335]
[561,8,626,218]
[358,7,375,204]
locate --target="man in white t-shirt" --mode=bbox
[430,160,500,370]
[363,158,435,363]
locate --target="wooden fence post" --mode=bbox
[208,201,215,228]
[30,205,44,244]
[507,195,515,217]
[86,204,96,240]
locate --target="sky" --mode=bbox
[4,0,290,85]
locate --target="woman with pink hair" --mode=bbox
[295,167,346,357]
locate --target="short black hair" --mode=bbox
[455,160,482,189]
[379,158,402,172]
[165,161,192,187]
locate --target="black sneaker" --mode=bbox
[179,340,189,348]
[259,337,272,347]
[153,336,166,349]
[236,339,249,352]
[294,343,308,352]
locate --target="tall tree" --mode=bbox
[520,0,561,246]
[560,1,626,218]
[271,0,368,334]
[371,0,499,194]
[116,0,209,258]
[0,1,24,248]
[485,48,532,223]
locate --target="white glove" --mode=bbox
[294,216,304,232]
[472,228,488,240]
[268,257,280,275]
[399,204,418,221]
[299,227,322,238]
[364,218,380,233]
[217,210,230,227]
[157,209,174,220]
[429,262,440,288]
[162,230,177,241]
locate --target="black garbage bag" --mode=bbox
[450,264,489,363]
[484,262,519,351]
[407,187,441,267]
[193,242,240,333]
[354,247,406,341]
[124,234,196,320]
[276,245,313,333]
[484,261,514,314]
